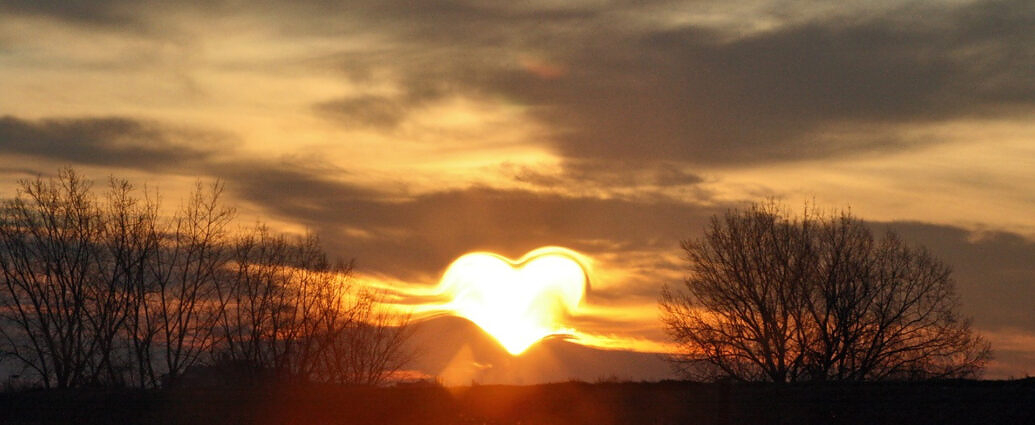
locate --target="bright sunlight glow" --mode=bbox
[436,247,591,355]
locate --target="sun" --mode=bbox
[435,247,591,355]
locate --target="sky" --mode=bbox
[1,0,1033,381]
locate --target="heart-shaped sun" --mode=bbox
[436,247,591,355]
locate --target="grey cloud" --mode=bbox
[0,115,227,172]
[986,349,1035,378]
[653,165,706,186]
[509,1,1032,164]
[313,0,1035,165]
[313,83,449,129]
[221,165,721,282]
[0,0,142,28]
[506,160,705,190]
[881,222,1035,374]
[0,167,51,178]
[886,222,1035,334]
[216,159,386,212]
[21,0,1033,168]
[314,95,411,129]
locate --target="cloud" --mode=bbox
[217,161,720,281]
[545,2,1028,163]
[0,115,228,172]
[313,84,447,130]
[0,0,141,28]
[216,158,387,214]
[13,0,1032,168]
[314,95,412,129]
[505,159,705,191]
[887,222,1035,334]
[302,0,1035,165]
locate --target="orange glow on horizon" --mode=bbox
[433,247,591,355]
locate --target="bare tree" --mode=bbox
[213,227,413,386]
[214,225,291,375]
[321,290,413,386]
[147,182,235,385]
[89,178,159,386]
[0,168,415,388]
[276,235,355,382]
[660,202,991,382]
[0,169,103,388]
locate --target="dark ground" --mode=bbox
[1,379,1033,425]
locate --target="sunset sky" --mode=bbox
[1,0,1032,380]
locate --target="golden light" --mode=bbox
[435,246,591,355]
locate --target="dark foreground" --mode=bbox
[2,380,1033,425]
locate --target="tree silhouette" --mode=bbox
[0,170,103,388]
[660,202,991,382]
[0,169,414,389]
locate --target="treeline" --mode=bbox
[0,169,411,389]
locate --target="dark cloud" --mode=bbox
[505,160,705,190]
[0,115,228,172]
[883,222,1035,375]
[306,0,1035,165]
[0,0,142,28]
[314,95,412,129]
[886,222,1035,334]
[986,349,1035,378]
[220,163,720,282]
[19,0,1031,167]
[312,83,448,129]
[217,158,387,214]
[513,1,1030,164]
[0,166,50,178]
[315,184,710,280]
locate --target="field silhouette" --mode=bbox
[2,379,1033,425]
